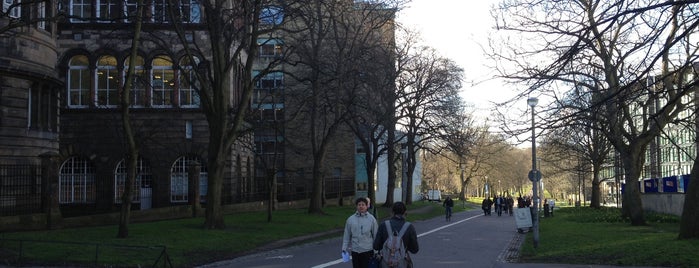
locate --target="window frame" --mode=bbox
[59,157,96,204]
[151,55,174,107]
[67,55,91,108]
[170,156,208,203]
[95,55,119,108]
[70,0,91,23]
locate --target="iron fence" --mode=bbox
[0,238,172,268]
[0,164,42,216]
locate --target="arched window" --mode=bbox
[59,157,96,204]
[114,158,152,203]
[151,55,174,107]
[170,156,208,203]
[178,56,201,108]
[68,55,90,108]
[124,55,146,107]
[96,55,119,107]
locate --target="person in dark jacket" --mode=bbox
[373,202,419,264]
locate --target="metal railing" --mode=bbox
[0,238,172,268]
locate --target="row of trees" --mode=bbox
[489,0,699,238]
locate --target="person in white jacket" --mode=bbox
[342,197,379,268]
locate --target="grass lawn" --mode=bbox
[4,200,696,267]
[519,206,699,267]
[0,200,452,267]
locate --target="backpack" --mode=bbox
[380,220,411,268]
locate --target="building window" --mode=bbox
[170,156,208,203]
[124,55,147,107]
[259,5,284,25]
[257,39,283,58]
[28,85,57,131]
[123,0,137,22]
[96,55,119,107]
[114,158,152,204]
[152,0,169,23]
[178,56,200,107]
[37,1,46,29]
[3,0,20,18]
[97,0,120,22]
[68,55,90,108]
[59,157,96,204]
[178,0,200,23]
[70,0,91,23]
[151,55,174,107]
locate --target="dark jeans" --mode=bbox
[351,250,373,268]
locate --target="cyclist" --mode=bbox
[443,196,454,221]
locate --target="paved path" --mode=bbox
[200,207,664,268]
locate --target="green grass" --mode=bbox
[519,206,699,267]
[9,201,696,268]
[0,201,451,267]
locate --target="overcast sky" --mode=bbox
[396,0,518,120]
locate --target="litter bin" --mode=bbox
[543,203,550,217]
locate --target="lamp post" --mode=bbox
[527,96,540,248]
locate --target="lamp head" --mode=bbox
[527,97,539,107]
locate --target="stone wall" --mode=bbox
[640,193,685,216]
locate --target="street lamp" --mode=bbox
[527,96,540,248]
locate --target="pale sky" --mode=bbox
[396,0,516,120]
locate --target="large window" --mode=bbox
[68,55,91,108]
[59,157,96,204]
[124,55,147,107]
[3,0,20,18]
[258,39,284,58]
[70,0,91,23]
[123,0,138,22]
[28,85,57,131]
[170,156,208,203]
[179,0,200,23]
[97,0,120,22]
[114,158,152,203]
[152,0,169,23]
[178,56,200,107]
[37,1,46,29]
[96,56,119,107]
[151,55,174,107]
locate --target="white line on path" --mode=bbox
[311,214,483,268]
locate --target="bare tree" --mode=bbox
[160,0,286,228]
[491,0,699,226]
[395,46,464,205]
[542,85,614,208]
[116,0,146,238]
[283,0,401,213]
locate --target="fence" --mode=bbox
[0,238,172,268]
[0,164,42,217]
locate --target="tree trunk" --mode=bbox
[267,169,276,222]
[204,147,226,229]
[590,170,601,209]
[117,0,144,238]
[621,152,645,225]
[678,156,699,238]
[308,156,325,214]
[384,125,397,207]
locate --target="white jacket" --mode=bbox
[342,211,378,253]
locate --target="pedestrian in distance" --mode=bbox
[481,197,492,216]
[443,196,454,221]
[342,197,379,268]
[495,195,504,216]
[373,202,419,268]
